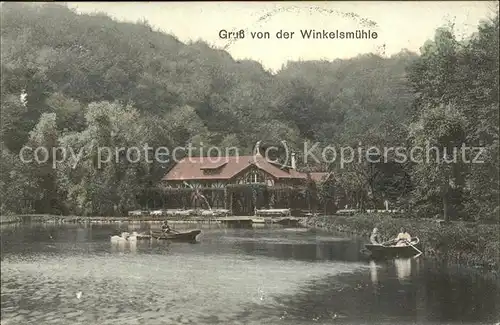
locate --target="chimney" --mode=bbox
[254,141,262,157]
[291,152,296,170]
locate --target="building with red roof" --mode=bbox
[161,153,318,188]
[157,143,334,214]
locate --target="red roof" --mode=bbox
[162,155,308,181]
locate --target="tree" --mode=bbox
[407,13,499,221]
[0,145,40,215]
[409,104,468,221]
[57,101,152,215]
[25,113,61,213]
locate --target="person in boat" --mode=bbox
[395,227,411,246]
[370,227,382,245]
[161,220,171,234]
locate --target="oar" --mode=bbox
[405,239,423,257]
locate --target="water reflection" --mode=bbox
[76,227,88,242]
[1,223,499,325]
[109,238,141,254]
[370,260,378,284]
[110,240,126,253]
[129,240,137,254]
[395,258,412,281]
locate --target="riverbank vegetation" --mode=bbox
[306,214,500,270]
[0,3,498,230]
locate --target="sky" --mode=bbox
[66,1,496,72]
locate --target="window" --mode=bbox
[244,170,265,184]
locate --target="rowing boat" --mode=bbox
[364,237,421,259]
[150,229,201,242]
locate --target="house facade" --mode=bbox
[157,147,333,215]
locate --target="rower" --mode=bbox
[161,220,171,234]
[395,227,411,246]
[370,227,382,245]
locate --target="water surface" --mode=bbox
[1,222,499,324]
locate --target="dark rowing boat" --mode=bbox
[151,229,201,242]
[135,230,202,241]
[364,237,421,259]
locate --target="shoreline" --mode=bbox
[0,214,223,225]
[0,214,303,225]
[3,213,499,272]
[301,214,500,273]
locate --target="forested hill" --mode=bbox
[1,2,416,152]
[1,3,498,222]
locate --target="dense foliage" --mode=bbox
[307,214,500,269]
[1,3,498,222]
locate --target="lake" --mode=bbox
[1,222,499,325]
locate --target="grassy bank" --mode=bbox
[0,214,221,225]
[0,214,86,224]
[304,214,500,271]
